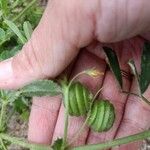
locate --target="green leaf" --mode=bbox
[21,80,61,97]
[103,47,123,88]
[13,96,30,121]
[128,60,150,105]
[0,45,20,61]
[128,59,141,96]
[0,90,20,103]
[20,110,30,121]
[0,28,6,41]
[128,59,139,80]
[0,10,2,18]
[23,21,33,40]
[139,42,150,94]
[4,19,27,44]
[0,0,9,17]
[52,138,63,150]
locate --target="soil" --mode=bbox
[7,113,28,150]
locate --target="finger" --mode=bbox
[2,0,150,90]
[28,96,61,144]
[0,0,95,89]
[52,49,106,146]
[112,38,150,150]
[141,32,150,41]
[87,41,132,144]
[86,41,105,59]
[28,63,75,144]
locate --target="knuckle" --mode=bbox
[12,42,35,76]
[12,38,47,79]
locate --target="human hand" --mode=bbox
[0,0,149,149]
[0,0,150,89]
[28,38,150,150]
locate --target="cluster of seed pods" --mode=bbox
[63,82,115,132]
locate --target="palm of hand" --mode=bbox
[28,37,150,150]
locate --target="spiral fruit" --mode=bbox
[88,100,115,132]
[64,82,93,116]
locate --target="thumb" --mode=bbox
[0,0,94,89]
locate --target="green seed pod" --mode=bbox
[88,100,115,132]
[63,82,93,116]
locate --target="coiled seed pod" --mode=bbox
[63,82,93,116]
[88,100,115,132]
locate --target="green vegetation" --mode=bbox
[0,0,150,150]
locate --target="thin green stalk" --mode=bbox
[0,101,8,131]
[68,71,86,88]
[11,0,21,9]
[0,137,7,150]
[62,87,69,149]
[0,133,52,150]
[0,0,9,18]
[62,69,103,149]
[69,115,89,146]
[61,71,85,150]
[68,68,103,88]
[12,0,37,22]
[62,71,88,149]
[69,88,103,145]
[93,87,103,100]
[72,129,150,150]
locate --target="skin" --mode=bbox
[0,0,150,149]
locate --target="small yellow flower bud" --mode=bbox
[85,68,104,77]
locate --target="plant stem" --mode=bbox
[69,68,103,88]
[69,115,89,146]
[69,88,103,145]
[72,129,150,150]
[11,0,21,9]
[68,71,86,88]
[13,0,37,22]
[0,101,7,132]
[93,87,103,100]
[0,0,9,18]
[62,70,103,148]
[62,87,69,149]
[0,133,52,150]
[62,71,87,149]
[0,137,7,150]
